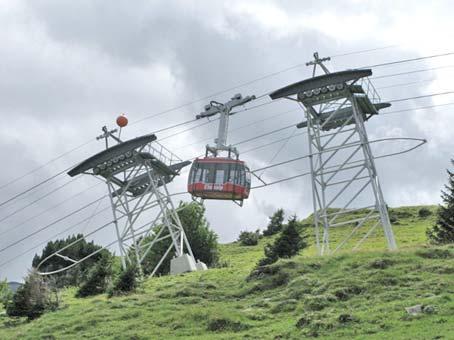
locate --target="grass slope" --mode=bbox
[1,205,453,339]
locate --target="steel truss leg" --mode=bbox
[107,163,196,275]
[305,95,397,255]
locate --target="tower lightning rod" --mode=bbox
[306,52,331,76]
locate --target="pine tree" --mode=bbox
[263,209,285,236]
[273,216,307,258]
[108,265,139,297]
[427,161,454,244]
[257,216,308,267]
[76,254,113,297]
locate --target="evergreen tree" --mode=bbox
[76,254,113,297]
[427,161,454,244]
[32,234,112,288]
[263,209,285,236]
[273,216,307,258]
[257,216,308,267]
[6,270,57,320]
[108,265,139,297]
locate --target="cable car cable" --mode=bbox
[372,64,454,80]
[362,51,454,69]
[0,166,75,209]
[388,90,454,103]
[382,101,454,115]
[251,137,427,188]
[0,139,94,193]
[0,182,104,238]
[0,177,80,224]
[0,195,107,255]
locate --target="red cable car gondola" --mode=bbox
[187,93,256,205]
[188,157,251,201]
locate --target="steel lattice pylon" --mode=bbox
[66,128,205,275]
[106,155,194,275]
[270,53,397,255]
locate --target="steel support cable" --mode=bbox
[162,79,454,156]
[0,177,80,224]
[388,91,454,103]
[0,195,108,255]
[362,51,454,69]
[157,95,276,142]
[0,166,75,209]
[172,107,300,152]
[250,137,427,175]
[159,118,219,142]
[0,139,94,193]
[372,65,454,80]
[329,45,398,58]
[177,120,302,163]
[178,93,454,163]
[233,122,297,147]
[376,78,436,90]
[381,102,454,115]
[258,128,298,179]
[227,98,453,159]
[251,138,426,189]
[0,204,111,270]
[0,182,104,238]
[242,131,307,154]
[80,199,103,234]
[129,45,398,126]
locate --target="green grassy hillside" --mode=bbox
[1,205,453,339]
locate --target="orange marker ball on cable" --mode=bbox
[116,114,128,128]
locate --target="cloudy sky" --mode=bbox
[1,0,454,281]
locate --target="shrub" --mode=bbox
[237,230,260,246]
[263,209,285,236]
[206,318,249,332]
[304,294,337,311]
[6,270,58,320]
[418,207,433,218]
[389,214,398,223]
[332,285,363,301]
[108,265,139,297]
[416,248,452,259]
[369,258,394,269]
[338,313,356,323]
[76,254,113,297]
[0,280,13,309]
